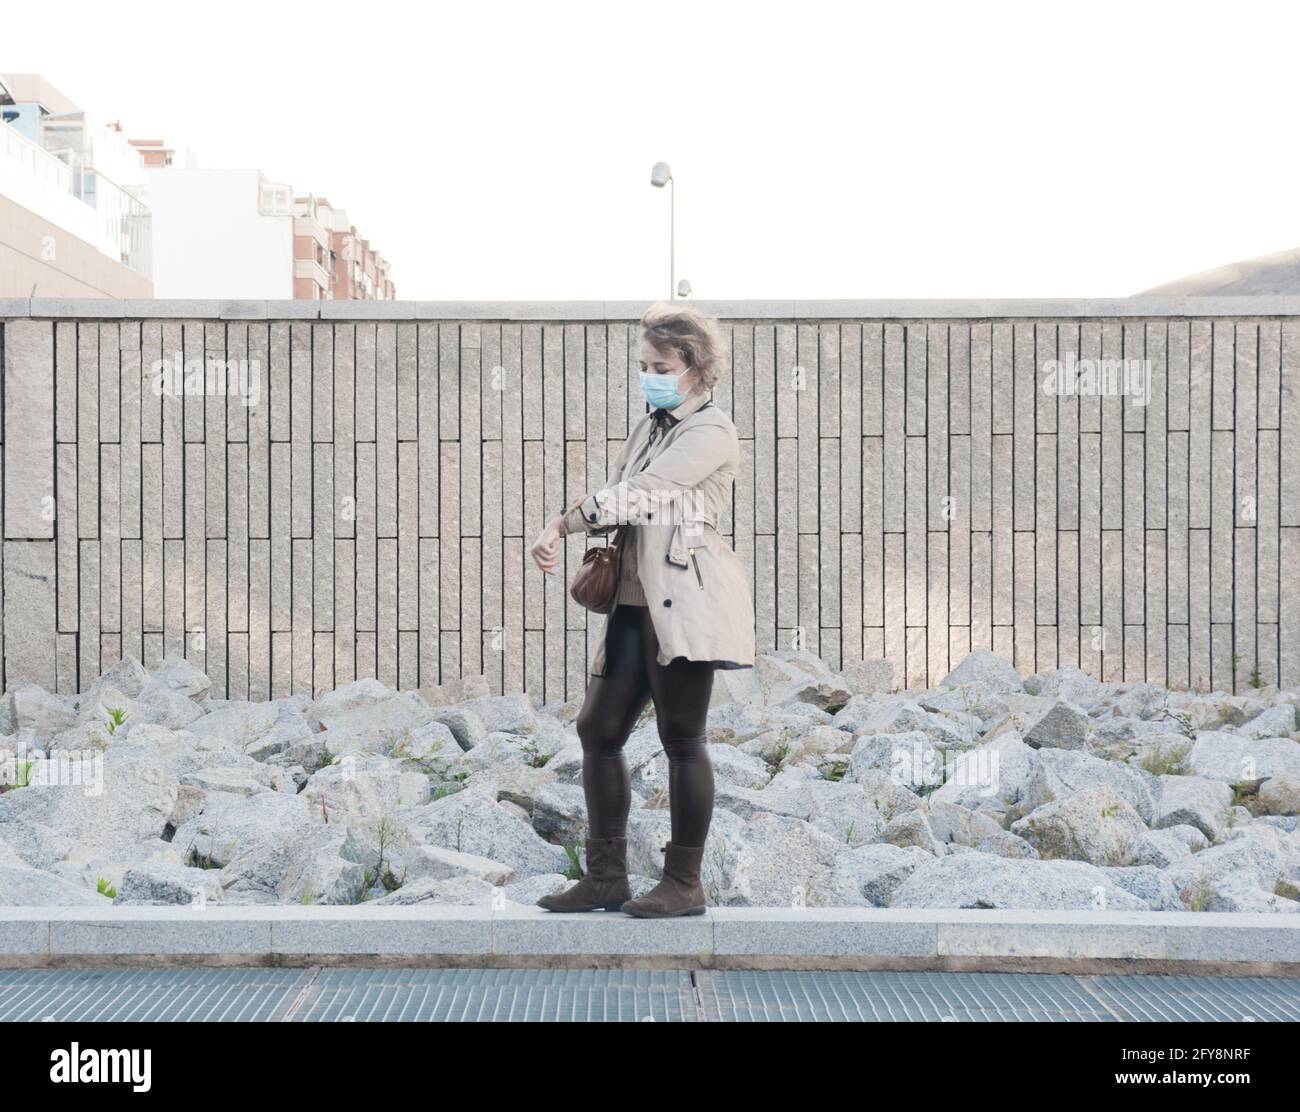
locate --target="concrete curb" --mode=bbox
[2,296,1300,320]
[2,907,1299,975]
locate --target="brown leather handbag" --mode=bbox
[569,523,630,614]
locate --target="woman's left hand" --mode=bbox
[529,516,565,575]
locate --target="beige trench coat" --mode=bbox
[562,389,756,678]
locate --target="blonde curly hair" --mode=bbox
[639,302,730,390]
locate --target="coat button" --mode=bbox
[663,599,672,607]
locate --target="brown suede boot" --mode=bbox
[620,841,707,918]
[536,836,631,912]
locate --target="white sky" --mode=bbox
[4,0,1297,300]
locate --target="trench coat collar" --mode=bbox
[648,384,711,428]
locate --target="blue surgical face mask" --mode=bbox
[639,370,687,410]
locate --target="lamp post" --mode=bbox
[650,161,675,300]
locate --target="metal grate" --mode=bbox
[694,970,1119,1022]
[286,968,699,1022]
[1083,975,1300,1022]
[2,967,1298,1021]
[0,967,316,1022]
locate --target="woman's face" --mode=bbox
[639,338,698,395]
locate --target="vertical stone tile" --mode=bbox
[96,323,121,445]
[334,539,355,688]
[1212,320,1234,431]
[1144,322,1167,530]
[1124,432,1144,626]
[1281,528,1300,688]
[1012,322,1035,531]
[291,322,313,538]
[399,630,418,692]
[314,632,333,697]
[313,323,334,443]
[969,323,991,532]
[77,323,99,539]
[249,537,270,700]
[269,441,292,631]
[3,541,56,688]
[927,529,948,685]
[206,539,227,698]
[841,531,862,664]
[413,321,440,541]
[228,443,248,634]
[122,538,142,666]
[883,533,905,680]
[949,435,971,627]
[462,535,483,680]
[314,443,335,632]
[1099,323,1123,533]
[1167,320,1190,432]
[1281,322,1300,528]
[396,322,417,442]
[797,323,820,538]
[55,632,77,694]
[334,323,356,541]
[927,323,949,532]
[1058,529,1079,668]
[1013,530,1034,675]
[991,435,1013,626]
[355,321,376,443]
[142,442,163,635]
[184,443,205,674]
[247,322,271,539]
[991,322,1013,435]
[1145,529,1167,686]
[99,444,121,635]
[377,321,395,538]
[1168,623,1189,690]
[949,323,971,436]
[183,321,204,443]
[419,537,440,686]
[776,438,799,635]
[356,442,377,634]
[397,440,417,632]
[1122,321,1145,434]
[882,324,905,534]
[56,444,77,632]
[1188,529,1211,689]
[819,438,840,651]
[754,534,775,656]
[1100,528,1122,682]
[753,324,776,536]
[1258,429,1279,625]
[1056,323,1080,528]
[1167,431,1189,624]
[1210,621,1233,693]
[271,629,292,699]
[1036,432,1057,628]
[798,532,819,657]
[377,536,398,687]
[1210,430,1233,626]
[904,438,926,628]
[292,538,313,696]
[55,321,76,445]
[228,633,249,702]
[862,436,884,629]
[79,539,100,688]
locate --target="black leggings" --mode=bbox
[575,604,716,846]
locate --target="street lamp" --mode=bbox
[650,161,677,300]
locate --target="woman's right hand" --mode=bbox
[529,516,565,575]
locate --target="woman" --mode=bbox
[528,302,756,918]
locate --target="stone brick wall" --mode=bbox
[2,297,1299,702]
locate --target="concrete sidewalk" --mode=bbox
[2,906,1299,975]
